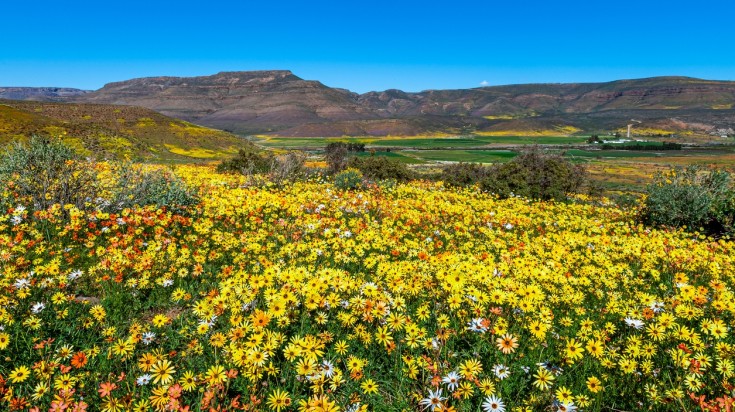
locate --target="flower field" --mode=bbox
[2,165,735,412]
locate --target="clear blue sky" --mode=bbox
[2,0,734,93]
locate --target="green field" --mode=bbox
[254,135,735,192]
[352,150,425,164]
[472,135,591,145]
[562,149,668,159]
[409,149,518,163]
[255,137,369,148]
[255,134,591,149]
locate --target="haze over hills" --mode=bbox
[6,71,735,137]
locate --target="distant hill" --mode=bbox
[0,87,90,101]
[8,72,735,137]
[358,77,735,116]
[0,100,255,161]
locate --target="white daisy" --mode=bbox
[14,278,30,289]
[467,318,488,333]
[419,389,445,411]
[482,395,506,412]
[650,301,665,313]
[321,360,335,378]
[555,401,577,412]
[137,374,152,386]
[68,269,83,281]
[493,364,510,380]
[345,403,361,412]
[141,332,156,345]
[624,317,644,329]
[442,371,461,392]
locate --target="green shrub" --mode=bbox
[0,137,199,216]
[440,162,492,187]
[333,168,363,190]
[216,149,273,175]
[347,156,414,182]
[481,149,587,201]
[217,149,309,186]
[0,136,99,211]
[437,149,587,200]
[107,164,199,214]
[641,166,734,236]
[610,192,642,210]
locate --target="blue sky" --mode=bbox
[2,0,734,93]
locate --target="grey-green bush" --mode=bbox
[107,163,199,214]
[641,166,734,236]
[0,136,99,211]
[269,151,307,186]
[0,137,200,217]
[333,168,363,190]
[325,142,349,174]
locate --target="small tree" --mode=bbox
[347,156,414,182]
[481,148,587,201]
[217,149,273,175]
[269,151,307,185]
[441,163,492,187]
[325,142,349,174]
[347,143,366,152]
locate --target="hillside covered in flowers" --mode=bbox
[1,164,735,412]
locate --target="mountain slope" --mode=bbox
[358,77,735,117]
[0,100,255,160]
[11,73,735,137]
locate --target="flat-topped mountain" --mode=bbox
[8,72,735,137]
[79,70,378,135]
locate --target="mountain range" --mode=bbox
[3,71,735,137]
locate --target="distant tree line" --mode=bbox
[600,142,682,150]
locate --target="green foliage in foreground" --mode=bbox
[641,165,735,237]
[333,168,364,190]
[0,136,98,211]
[0,136,199,216]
